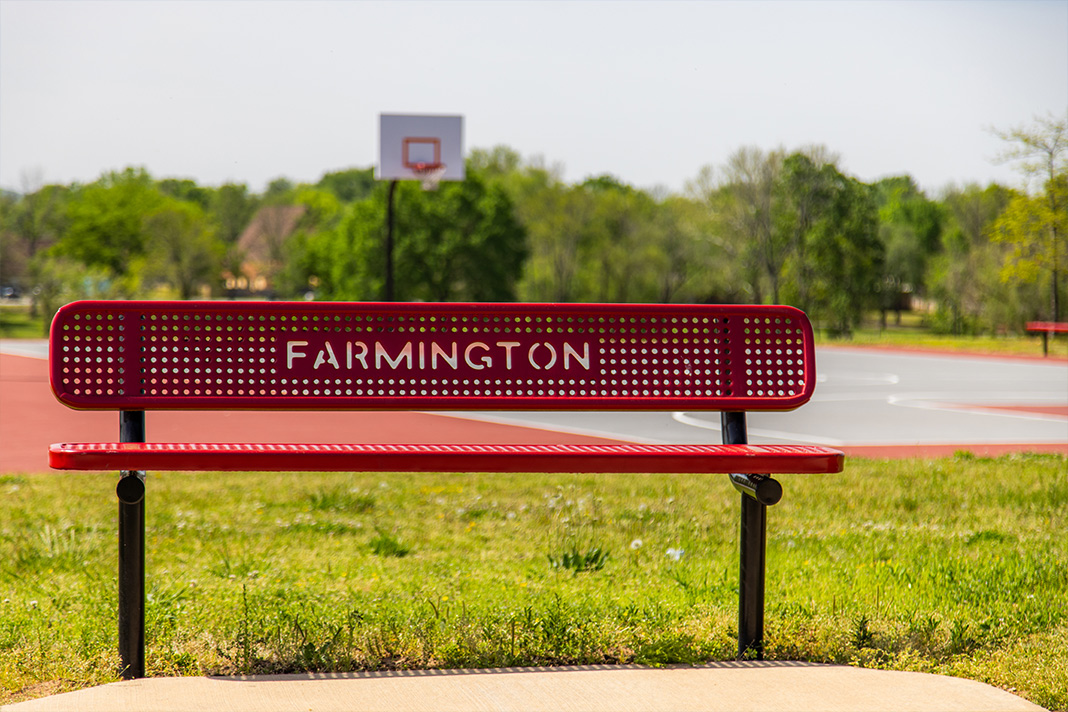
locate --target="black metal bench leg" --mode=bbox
[118,410,146,680]
[722,411,768,660]
[738,494,767,659]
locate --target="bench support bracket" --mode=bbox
[118,410,146,680]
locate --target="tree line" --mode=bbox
[1,114,1064,336]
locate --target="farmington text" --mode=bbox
[284,340,593,372]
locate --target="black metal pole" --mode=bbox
[722,410,766,660]
[118,410,146,679]
[385,179,398,302]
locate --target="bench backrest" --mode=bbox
[50,301,816,412]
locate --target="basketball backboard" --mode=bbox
[377,114,465,183]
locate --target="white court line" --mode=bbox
[429,412,667,444]
[671,412,848,447]
[888,394,1068,423]
[816,372,900,385]
[0,340,48,360]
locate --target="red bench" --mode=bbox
[49,300,843,678]
[1026,321,1068,356]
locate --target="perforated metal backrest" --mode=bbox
[50,301,816,412]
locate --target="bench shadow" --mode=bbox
[213,660,829,683]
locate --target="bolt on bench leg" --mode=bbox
[118,410,146,680]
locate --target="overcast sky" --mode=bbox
[1,1,1065,197]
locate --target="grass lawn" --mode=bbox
[815,312,1068,359]
[821,328,1068,359]
[0,305,47,339]
[0,454,1065,708]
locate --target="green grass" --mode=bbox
[814,312,1068,359]
[1,455,1066,708]
[0,305,46,339]
[821,328,1068,359]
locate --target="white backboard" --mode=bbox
[377,114,465,182]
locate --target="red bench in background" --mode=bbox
[1026,321,1068,356]
[48,300,843,678]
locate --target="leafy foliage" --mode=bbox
[1,125,1064,334]
[311,170,526,302]
[142,200,222,299]
[53,168,164,276]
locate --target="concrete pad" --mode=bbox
[1,662,1047,712]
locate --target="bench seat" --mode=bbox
[50,442,844,474]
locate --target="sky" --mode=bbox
[1,0,1066,197]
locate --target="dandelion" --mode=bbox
[666,548,685,561]
[630,538,643,550]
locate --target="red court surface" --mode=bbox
[0,354,627,474]
[2,352,1065,474]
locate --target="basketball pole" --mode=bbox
[385,179,398,302]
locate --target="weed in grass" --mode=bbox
[948,618,982,656]
[209,542,268,580]
[308,485,375,513]
[905,611,942,655]
[547,543,610,574]
[633,632,706,666]
[851,614,875,649]
[369,527,409,558]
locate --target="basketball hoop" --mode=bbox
[412,163,447,191]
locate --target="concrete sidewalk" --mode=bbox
[1,662,1047,712]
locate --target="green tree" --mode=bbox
[28,254,118,333]
[54,167,164,278]
[211,183,258,245]
[294,188,342,230]
[871,176,945,325]
[991,176,1068,322]
[516,179,597,302]
[158,178,212,210]
[777,153,836,312]
[316,168,375,203]
[142,199,223,299]
[273,188,344,299]
[926,183,1014,334]
[1,184,70,292]
[210,183,258,289]
[468,146,523,178]
[581,177,656,302]
[797,170,883,335]
[312,170,526,302]
[992,112,1067,320]
[264,177,296,204]
[708,147,785,303]
[9,183,70,258]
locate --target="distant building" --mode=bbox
[225,204,306,296]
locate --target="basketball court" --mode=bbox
[3,341,1065,474]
